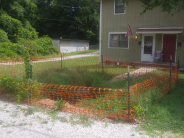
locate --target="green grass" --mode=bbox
[138,72,184,136]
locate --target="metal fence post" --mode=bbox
[61,53,62,68]
[127,65,130,122]
[101,55,104,72]
[169,55,172,91]
[30,64,32,80]
[29,61,33,105]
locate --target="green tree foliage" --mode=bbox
[122,0,184,14]
[0,14,38,42]
[34,0,100,44]
[140,0,184,14]
[0,0,37,19]
[0,29,10,42]
[0,37,59,60]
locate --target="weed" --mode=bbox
[24,107,35,116]
[41,120,48,124]
[55,99,65,110]
[69,114,93,127]
[18,123,27,126]
[47,109,58,120]
[60,116,68,123]
[10,112,18,117]
[104,122,108,128]
[133,105,145,120]
[16,94,21,104]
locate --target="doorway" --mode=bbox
[141,34,155,62]
[163,34,177,63]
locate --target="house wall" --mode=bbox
[101,0,184,67]
[60,40,89,53]
[60,40,71,53]
[70,41,89,52]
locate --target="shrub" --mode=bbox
[0,14,38,42]
[0,29,10,42]
[0,76,41,103]
[0,42,25,59]
[35,36,60,56]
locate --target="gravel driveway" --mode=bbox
[0,98,149,138]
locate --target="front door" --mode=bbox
[163,34,177,63]
[141,34,155,62]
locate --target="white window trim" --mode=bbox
[108,32,130,49]
[114,0,126,15]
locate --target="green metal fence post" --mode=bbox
[101,55,104,72]
[127,65,130,122]
[61,53,62,68]
[170,55,172,91]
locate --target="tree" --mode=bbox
[33,0,100,44]
[121,0,184,14]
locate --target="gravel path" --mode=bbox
[0,99,149,138]
[0,51,99,65]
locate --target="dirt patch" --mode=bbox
[34,99,57,109]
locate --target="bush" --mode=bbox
[0,76,41,103]
[0,42,25,59]
[0,29,10,42]
[0,14,38,42]
[35,36,60,56]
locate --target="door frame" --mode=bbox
[162,34,178,63]
[141,34,156,62]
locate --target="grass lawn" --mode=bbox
[138,72,184,137]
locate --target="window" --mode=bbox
[109,33,129,48]
[115,0,125,14]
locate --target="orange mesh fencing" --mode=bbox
[0,55,179,121]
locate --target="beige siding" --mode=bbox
[101,0,184,67]
[155,34,162,50]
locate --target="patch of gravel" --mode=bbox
[112,67,156,81]
[0,99,150,138]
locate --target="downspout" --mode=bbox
[99,0,102,62]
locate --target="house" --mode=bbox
[52,39,89,53]
[96,0,184,67]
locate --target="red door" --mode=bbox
[163,34,177,62]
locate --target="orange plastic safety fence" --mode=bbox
[0,56,180,121]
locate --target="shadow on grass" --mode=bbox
[140,72,184,135]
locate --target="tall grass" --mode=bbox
[139,72,184,136]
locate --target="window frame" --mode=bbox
[114,0,126,15]
[108,32,129,49]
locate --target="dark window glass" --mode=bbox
[110,34,128,48]
[115,0,125,14]
[144,36,153,54]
